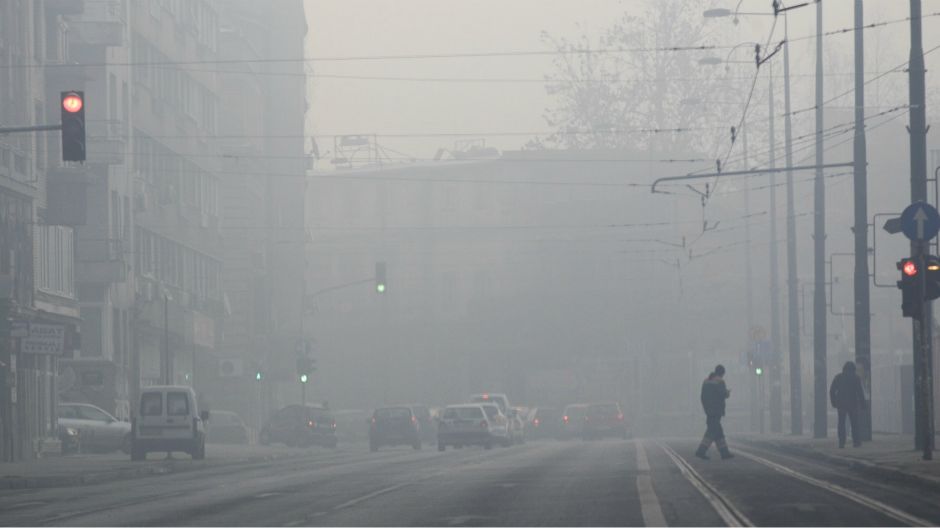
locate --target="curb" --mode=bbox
[742,437,940,491]
[0,449,311,490]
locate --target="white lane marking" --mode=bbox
[657,441,753,527]
[636,440,652,472]
[331,482,409,511]
[635,441,667,526]
[736,448,933,527]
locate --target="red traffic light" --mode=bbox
[62,93,83,113]
[903,260,919,277]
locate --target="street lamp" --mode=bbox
[162,287,174,385]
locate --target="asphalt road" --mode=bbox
[2,438,940,526]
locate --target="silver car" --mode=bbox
[58,403,132,453]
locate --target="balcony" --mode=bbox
[77,259,126,284]
[68,0,125,48]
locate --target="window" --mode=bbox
[140,393,163,416]
[166,392,190,416]
[79,406,112,422]
[81,371,104,386]
[58,406,80,419]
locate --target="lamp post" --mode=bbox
[162,288,173,385]
[704,4,798,436]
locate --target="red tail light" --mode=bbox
[480,420,489,429]
[563,415,569,423]
[617,413,624,421]
[533,418,540,427]
[411,416,417,425]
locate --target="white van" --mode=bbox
[131,386,208,460]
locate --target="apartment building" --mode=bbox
[0,0,83,461]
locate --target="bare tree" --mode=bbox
[540,0,731,156]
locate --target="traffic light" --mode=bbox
[60,91,86,162]
[255,370,263,382]
[375,261,387,294]
[755,367,763,376]
[296,356,316,383]
[898,258,921,318]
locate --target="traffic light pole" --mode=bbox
[0,124,62,135]
[909,0,933,457]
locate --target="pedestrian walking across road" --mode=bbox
[695,364,733,460]
[830,361,867,448]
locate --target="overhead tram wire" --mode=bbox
[3,12,934,71]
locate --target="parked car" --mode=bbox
[259,405,337,448]
[437,404,507,451]
[469,393,510,415]
[57,424,81,455]
[527,407,562,440]
[508,407,526,445]
[207,410,249,445]
[480,403,512,447]
[583,402,628,440]
[369,406,421,451]
[131,386,208,461]
[559,404,588,440]
[58,402,132,454]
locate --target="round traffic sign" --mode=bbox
[901,201,940,242]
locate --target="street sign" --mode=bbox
[749,326,767,343]
[21,323,65,354]
[901,202,940,242]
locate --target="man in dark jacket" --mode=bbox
[695,364,733,460]
[830,361,867,448]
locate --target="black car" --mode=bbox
[583,402,628,440]
[527,407,561,440]
[260,405,338,448]
[369,406,421,451]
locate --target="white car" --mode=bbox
[58,403,132,453]
[479,403,512,447]
[131,386,208,460]
[437,404,509,451]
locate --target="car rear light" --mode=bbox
[411,416,417,425]
[307,420,316,428]
[617,413,624,421]
[331,421,337,430]
[563,415,569,423]
[533,418,540,427]
[480,420,489,429]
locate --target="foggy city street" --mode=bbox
[9,0,940,526]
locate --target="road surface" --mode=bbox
[2,438,940,526]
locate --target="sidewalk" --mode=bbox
[743,433,940,487]
[0,443,314,490]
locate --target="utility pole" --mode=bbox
[854,0,873,442]
[783,13,803,436]
[909,0,933,456]
[164,293,171,385]
[769,62,784,436]
[813,0,828,440]
[745,124,759,432]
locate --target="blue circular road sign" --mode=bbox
[901,201,940,242]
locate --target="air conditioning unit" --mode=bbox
[218,359,244,378]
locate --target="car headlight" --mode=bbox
[63,427,79,437]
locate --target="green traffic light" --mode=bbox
[255,371,263,381]
[755,367,763,376]
[376,283,386,294]
[300,374,308,384]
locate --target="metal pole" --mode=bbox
[744,123,759,432]
[784,14,804,436]
[813,0,828,440]
[164,294,170,385]
[854,0,873,442]
[909,0,933,455]
[769,62,784,436]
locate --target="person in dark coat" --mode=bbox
[830,361,867,448]
[695,364,733,460]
